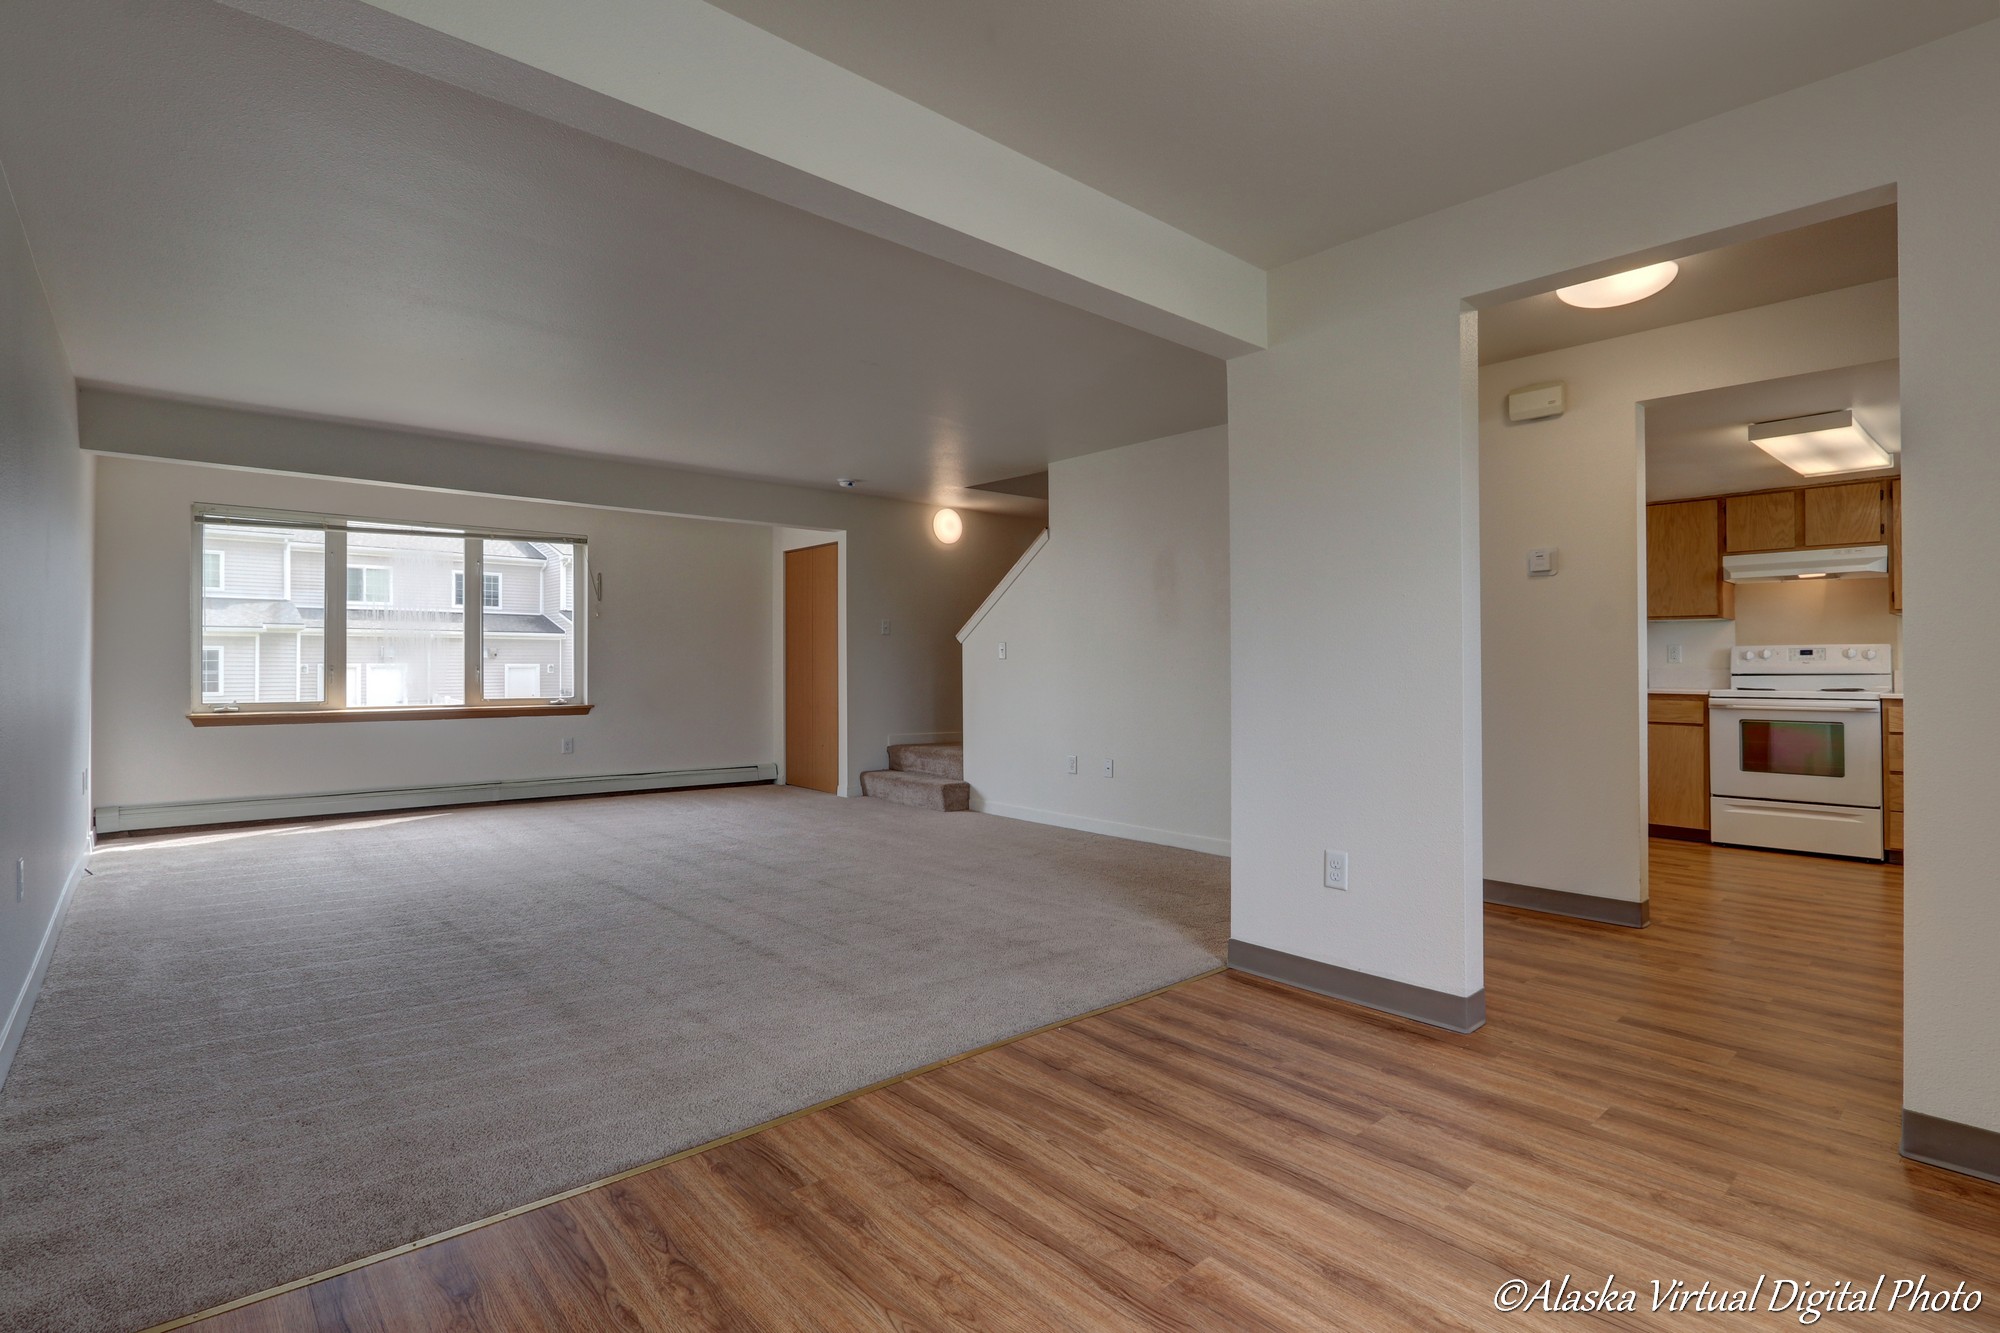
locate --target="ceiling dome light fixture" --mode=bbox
[932,508,963,544]
[1555,261,1680,309]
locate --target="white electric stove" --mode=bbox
[1708,644,1891,861]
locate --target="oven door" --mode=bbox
[1708,699,1882,807]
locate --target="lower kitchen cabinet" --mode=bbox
[1885,698,1904,858]
[1647,694,1709,836]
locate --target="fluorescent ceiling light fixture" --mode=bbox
[1555,261,1679,308]
[1748,409,1894,477]
[932,508,963,544]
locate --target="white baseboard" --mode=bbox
[970,796,1230,857]
[94,764,778,834]
[0,848,88,1091]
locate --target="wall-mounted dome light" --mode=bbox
[932,508,963,544]
[1555,261,1679,309]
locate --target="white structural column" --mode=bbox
[217,0,1267,358]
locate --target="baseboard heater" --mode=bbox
[94,764,778,834]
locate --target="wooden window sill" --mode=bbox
[188,704,593,726]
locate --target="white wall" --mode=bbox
[81,390,1043,798]
[962,427,1229,854]
[1230,20,2000,1135]
[1480,281,1898,903]
[93,455,774,807]
[0,161,91,1082]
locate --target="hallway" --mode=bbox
[192,840,1998,1329]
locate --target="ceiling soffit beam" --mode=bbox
[218,0,1267,358]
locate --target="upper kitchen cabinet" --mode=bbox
[1890,478,1903,613]
[1802,479,1889,547]
[1647,499,1733,620]
[1724,490,1801,553]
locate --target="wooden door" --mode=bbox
[1647,500,1732,620]
[1801,480,1887,547]
[1724,490,1801,553]
[784,543,840,793]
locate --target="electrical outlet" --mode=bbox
[1667,643,1684,664]
[1323,850,1349,891]
[997,641,1007,660]
[879,619,891,636]
[15,858,23,905]
[1103,758,1115,778]
[560,737,575,755]
[1066,754,1078,775]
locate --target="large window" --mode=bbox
[193,508,586,716]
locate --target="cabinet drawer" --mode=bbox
[1887,771,1903,813]
[1885,731,1903,773]
[1885,698,1903,734]
[1648,695,1708,725]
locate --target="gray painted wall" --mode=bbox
[0,160,91,1083]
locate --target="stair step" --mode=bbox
[860,768,970,812]
[888,743,964,781]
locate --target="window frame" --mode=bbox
[192,507,588,721]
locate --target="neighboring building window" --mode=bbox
[450,570,502,608]
[202,550,224,591]
[201,646,224,697]
[347,565,392,606]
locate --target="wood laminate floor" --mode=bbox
[195,841,2000,1331]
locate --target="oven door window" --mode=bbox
[1739,719,1846,778]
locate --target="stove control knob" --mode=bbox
[1844,648,1859,659]
[1740,649,1755,661]
[1759,648,1776,660]
[1864,648,1879,661]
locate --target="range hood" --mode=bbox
[1723,545,1889,582]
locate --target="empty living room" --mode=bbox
[4,3,2000,1330]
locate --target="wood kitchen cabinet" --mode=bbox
[1725,490,1801,553]
[1802,479,1889,547]
[1646,500,1733,620]
[1890,477,1903,613]
[1884,697,1904,859]
[1648,694,1709,836]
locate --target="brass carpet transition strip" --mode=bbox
[144,966,1227,1333]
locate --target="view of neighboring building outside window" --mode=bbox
[344,531,466,706]
[198,521,325,704]
[481,538,575,701]
[195,514,581,711]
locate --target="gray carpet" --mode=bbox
[0,786,1227,1332]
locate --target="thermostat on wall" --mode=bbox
[1507,382,1565,422]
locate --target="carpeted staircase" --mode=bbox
[860,743,969,811]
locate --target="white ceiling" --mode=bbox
[0,1,1223,509]
[1645,360,1900,502]
[701,0,2000,267]
[1479,207,1898,366]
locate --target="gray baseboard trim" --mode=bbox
[1226,939,1485,1033]
[0,849,88,1092]
[1901,1110,2000,1186]
[94,764,778,834]
[1484,879,1651,928]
